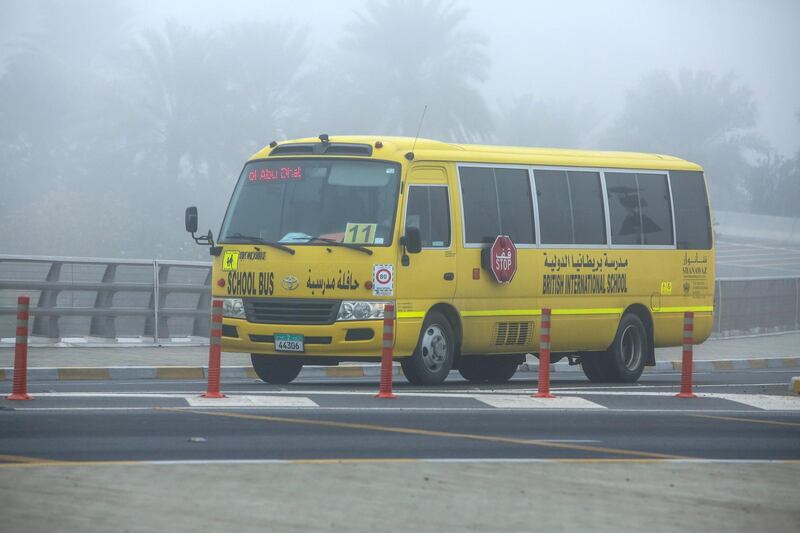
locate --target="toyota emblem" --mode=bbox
[281,275,299,291]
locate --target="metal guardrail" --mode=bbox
[713,276,800,338]
[1,255,798,343]
[0,255,211,343]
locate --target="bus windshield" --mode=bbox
[220,159,401,246]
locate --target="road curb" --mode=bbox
[2,356,797,381]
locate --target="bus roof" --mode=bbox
[251,135,704,172]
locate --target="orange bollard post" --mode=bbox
[676,311,697,398]
[375,303,397,399]
[533,307,556,398]
[202,299,226,398]
[7,295,34,401]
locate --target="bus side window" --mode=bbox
[535,169,605,245]
[670,170,712,249]
[406,186,451,248]
[606,172,674,246]
[460,166,535,245]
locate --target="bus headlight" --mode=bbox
[337,301,386,321]
[222,298,246,319]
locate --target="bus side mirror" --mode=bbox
[403,227,422,254]
[185,206,198,234]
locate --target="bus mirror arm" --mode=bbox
[185,206,222,256]
[400,236,410,266]
[192,229,222,256]
[400,227,422,266]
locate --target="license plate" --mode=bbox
[274,334,304,352]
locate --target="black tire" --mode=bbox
[458,357,487,383]
[401,311,455,386]
[581,314,647,383]
[606,313,647,383]
[250,354,302,384]
[484,360,519,384]
[458,357,518,384]
[580,351,615,382]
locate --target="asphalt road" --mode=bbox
[2,369,799,532]
[2,369,798,463]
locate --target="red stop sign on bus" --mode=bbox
[490,235,517,284]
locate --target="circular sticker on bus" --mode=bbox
[373,264,394,296]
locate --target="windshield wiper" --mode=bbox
[307,237,373,255]
[225,233,296,255]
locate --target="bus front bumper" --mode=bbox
[220,318,403,358]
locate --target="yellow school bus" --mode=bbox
[185,135,714,385]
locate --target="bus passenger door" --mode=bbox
[394,167,457,355]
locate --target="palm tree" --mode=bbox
[309,0,493,142]
[494,95,600,149]
[103,19,313,258]
[218,20,311,158]
[603,69,768,210]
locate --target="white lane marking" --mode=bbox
[9,407,798,415]
[8,407,157,411]
[551,382,793,391]
[185,396,318,408]
[474,394,606,409]
[24,392,196,398]
[68,458,800,465]
[717,255,800,263]
[716,241,799,252]
[20,382,795,398]
[704,394,800,411]
[716,263,800,274]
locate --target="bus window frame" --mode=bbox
[456,163,685,251]
[531,165,610,250]
[456,162,540,250]
[602,168,677,250]
[402,183,454,252]
[218,156,403,247]
[667,169,712,250]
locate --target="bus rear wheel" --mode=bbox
[581,313,647,383]
[250,354,303,384]
[401,311,455,386]
[580,352,615,382]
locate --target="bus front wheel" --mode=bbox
[250,354,303,384]
[401,311,455,386]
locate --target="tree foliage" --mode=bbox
[493,96,599,148]
[749,112,800,217]
[603,69,768,210]
[1,3,796,261]
[309,0,493,142]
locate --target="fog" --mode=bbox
[1,0,798,260]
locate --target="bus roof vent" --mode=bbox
[270,142,373,157]
[323,143,373,156]
[269,143,316,155]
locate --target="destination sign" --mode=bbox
[248,166,303,182]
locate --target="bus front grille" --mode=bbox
[244,298,341,325]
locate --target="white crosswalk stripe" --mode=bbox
[185,395,318,408]
[701,394,800,411]
[472,394,606,409]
